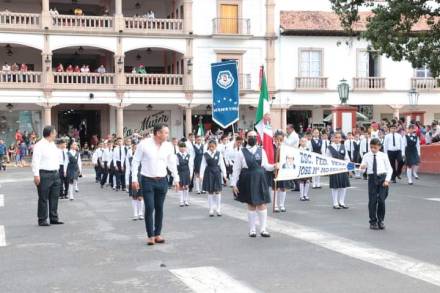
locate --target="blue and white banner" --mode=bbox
[211,61,239,129]
[275,146,356,181]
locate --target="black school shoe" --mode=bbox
[38,222,50,226]
[339,204,349,209]
[249,232,257,238]
[260,231,271,238]
[370,223,379,230]
[378,222,386,230]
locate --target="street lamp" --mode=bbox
[408,88,419,106]
[338,79,350,104]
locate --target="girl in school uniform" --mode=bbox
[310,128,323,189]
[192,136,204,194]
[326,132,350,209]
[404,124,421,185]
[232,130,275,237]
[176,142,194,207]
[125,143,144,220]
[298,137,312,201]
[320,132,330,155]
[352,132,362,178]
[200,140,227,217]
[65,142,82,201]
[273,131,289,213]
[108,141,115,190]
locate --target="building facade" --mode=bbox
[0,0,438,145]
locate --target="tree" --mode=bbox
[330,0,440,77]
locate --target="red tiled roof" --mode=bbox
[280,11,431,35]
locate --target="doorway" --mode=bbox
[58,109,101,147]
[287,110,312,133]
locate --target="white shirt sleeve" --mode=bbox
[189,154,194,177]
[167,149,180,183]
[31,142,42,177]
[64,151,68,174]
[416,137,421,156]
[218,153,227,178]
[78,153,82,174]
[231,151,243,187]
[200,154,207,179]
[131,143,143,183]
[383,135,389,153]
[384,153,393,182]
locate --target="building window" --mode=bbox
[299,50,322,77]
[415,66,432,78]
[434,113,440,120]
[357,51,380,77]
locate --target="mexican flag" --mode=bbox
[255,66,275,164]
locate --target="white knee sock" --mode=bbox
[137,200,144,216]
[316,176,321,187]
[413,165,419,177]
[274,191,279,208]
[131,200,138,217]
[208,194,214,211]
[179,190,184,204]
[184,189,190,203]
[304,182,310,199]
[331,189,338,206]
[299,183,305,199]
[68,184,74,199]
[339,188,347,205]
[216,194,222,212]
[256,209,268,233]
[195,178,200,192]
[407,167,413,183]
[248,211,257,233]
[74,180,78,191]
[279,191,286,208]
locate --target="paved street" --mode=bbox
[1,167,440,293]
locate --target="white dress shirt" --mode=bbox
[132,137,179,183]
[112,145,127,164]
[200,150,227,180]
[321,139,330,155]
[59,148,68,166]
[185,141,195,163]
[360,137,371,156]
[285,131,299,148]
[361,151,393,182]
[176,151,194,176]
[326,143,350,161]
[383,132,404,153]
[101,148,113,163]
[32,138,60,176]
[91,148,101,165]
[231,145,274,187]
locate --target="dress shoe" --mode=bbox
[249,231,257,238]
[260,231,271,238]
[304,197,310,201]
[333,205,341,209]
[408,182,413,185]
[280,207,286,212]
[209,210,214,217]
[370,223,379,230]
[339,204,349,209]
[50,221,64,225]
[38,222,50,227]
[378,222,386,230]
[154,236,165,244]
[147,239,155,246]
[415,176,420,180]
[274,207,280,213]
[216,211,222,217]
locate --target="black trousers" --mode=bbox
[108,163,115,187]
[37,170,61,223]
[368,174,389,224]
[141,176,168,238]
[58,165,68,197]
[115,161,125,190]
[94,164,102,182]
[100,162,109,186]
[387,150,402,180]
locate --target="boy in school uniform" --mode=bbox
[360,138,392,230]
[57,139,68,199]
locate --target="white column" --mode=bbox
[115,0,122,15]
[42,0,49,12]
[43,106,52,126]
[183,0,193,34]
[116,106,124,138]
[185,107,192,136]
[281,108,287,131]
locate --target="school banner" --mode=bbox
[211,61,239,128]
[275,146,356,181]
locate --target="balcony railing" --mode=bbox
[125,73,184,89]
[0,11,40,28]
[295,77,328,89]
[53,72,114,87]
[239,74,252,90]
[52,15,113,31]
[411,78,440,91]
[353,77,385,90]
[124,17,183,33]
[213,18,251,35]
[0,71,42,88]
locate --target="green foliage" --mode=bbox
[330,0,440,76]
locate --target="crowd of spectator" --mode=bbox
[55,64,107,74]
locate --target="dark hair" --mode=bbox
[43,126,55,138]
[235,136,243,142]
[370,138,382,146]
[153,123,168,135]
[55,138,66,145]
[408,124,415,129]
[208,140,217,146]
[178,142,186,148]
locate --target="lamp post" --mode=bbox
[337,78,350,104]
[408,88,419,106]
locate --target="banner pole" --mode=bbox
[272,141,281,213]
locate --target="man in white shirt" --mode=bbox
[113,137,127,191]
[32,126,64,226]
[132,123,179,246]
[284,124,299,148]
[360,138,393,230]
[383,125,404,183]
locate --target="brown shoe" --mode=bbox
[147,238,155,246]
[154,236,165,244]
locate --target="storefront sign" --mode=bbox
[123,110,170,137]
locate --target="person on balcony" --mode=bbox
[97,65,106,74]
[74,8,84,16]
[66,65,74,73]
[136,64,147,74]
[2,62,11,82]
[74,65,81,73]
[56,64,64,72]
[147,10,155,19]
